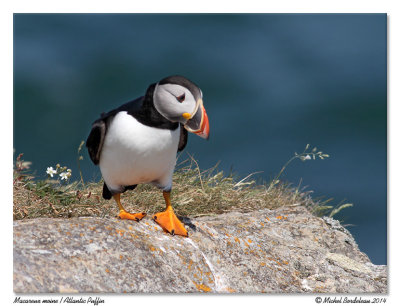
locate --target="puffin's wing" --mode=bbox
[178,124,188,152]
[86,118,107,165]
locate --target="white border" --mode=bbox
[2,0,399,305]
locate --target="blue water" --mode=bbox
[13,14,387,264]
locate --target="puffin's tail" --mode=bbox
[102,183,112,200]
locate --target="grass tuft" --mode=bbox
[13,145,349,221]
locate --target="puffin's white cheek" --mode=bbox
[154,92,178,119]
[155,100,193,122]
[160,102,184,119]
[185,100,197,114]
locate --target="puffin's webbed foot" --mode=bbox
[118,211,146,221]
[153,209,188,237]
[152,191,188,237]
[113,193,146,221]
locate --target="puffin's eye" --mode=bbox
[176,93,185,103]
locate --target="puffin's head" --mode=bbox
[153,75,210,139]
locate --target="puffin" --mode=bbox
[86,75,209,237]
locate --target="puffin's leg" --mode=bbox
[153,191,188,237]
[113,193,146,221]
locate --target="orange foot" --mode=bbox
[118,210,146,221]
[153,209,188,237]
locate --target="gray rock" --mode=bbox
[13,206,387,293]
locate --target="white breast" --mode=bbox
[99,111,180,192]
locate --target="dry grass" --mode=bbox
[13,154,338,221]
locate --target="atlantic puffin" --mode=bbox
[86,75,209,237]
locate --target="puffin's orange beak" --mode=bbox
[183,99,210,140]
[193,104,209,139]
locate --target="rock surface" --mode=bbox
[13,206,387,293]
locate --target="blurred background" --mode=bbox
[13,14,387,264]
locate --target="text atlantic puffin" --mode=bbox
[86,76,209,237]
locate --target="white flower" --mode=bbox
[46,167,57,177]
[304,155,312,160]
[59,171,71,180]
